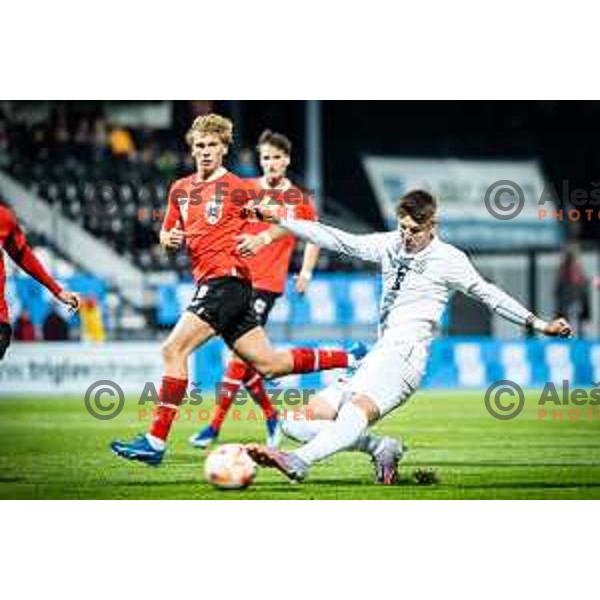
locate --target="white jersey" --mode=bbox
[280,219,533,343]
[280,218,535,418]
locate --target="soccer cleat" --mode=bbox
[371,437,406,485]
[346,341,369,374]
[266,417,281,450]
[189,425,219,449]
[246,444,308,481]
[110,434,164,466]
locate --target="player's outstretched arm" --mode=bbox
[449,249,573,337]
[253,206,388,264]
[4,235,80,312]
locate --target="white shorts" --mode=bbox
[319,336,428,419]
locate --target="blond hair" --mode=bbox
[186,113,233,147]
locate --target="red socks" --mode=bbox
[210,361,250,429]
[149,376,188,442]
[246,372,277,421]
[211,361,279,430]
[291,348,349,373]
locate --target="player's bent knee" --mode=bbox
[305,396,338,420]
[351,394,380,424]
[161,339,185,364]
[248,356,281,380]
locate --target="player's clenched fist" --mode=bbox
[160,227,185,252]
[57,291,81,312]
[542,317,573,338]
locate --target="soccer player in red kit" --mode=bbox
[190,129,321,449]
[111,115,365,466]
[0,200,80,359]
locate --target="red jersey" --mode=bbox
[163,169,259,283]
[0,203,63,324]
[243,178,318,294]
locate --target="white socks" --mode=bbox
[283,411,383,457]
[146,433,165,451]
[282,413,334,442]
[292,402,369,466]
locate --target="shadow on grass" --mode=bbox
[454,481,600,490]
[406,461,600,468]
[122,479,199,487]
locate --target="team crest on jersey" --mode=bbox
[204,196,223,225]
[412,259,427,274]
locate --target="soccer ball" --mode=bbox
[204,444,257,489]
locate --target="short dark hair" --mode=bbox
[396,190,437,225]
[257,129,292,156]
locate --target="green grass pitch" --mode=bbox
[1,390,600,499]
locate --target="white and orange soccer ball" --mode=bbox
[204,444,257,489]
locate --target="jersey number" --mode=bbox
[392,261,411,291]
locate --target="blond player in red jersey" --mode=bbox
[111,115,365,466]
[0,200,80,360]
[190,129,321,449]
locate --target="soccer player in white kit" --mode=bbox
[243,190,573,484]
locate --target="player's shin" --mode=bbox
[148,376,188,447]
[282,411,334,442]
[245,372,277,421]
[283,409,384,456]
[292,402,369,466]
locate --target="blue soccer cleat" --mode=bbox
[347,341,369,373]
[266,417,282,450]
[110,434,164,466]
[189,425,219,449]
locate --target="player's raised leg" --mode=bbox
[111,312,215,465]
[233,326,364,380]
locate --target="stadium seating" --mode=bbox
[6,156,189,273]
